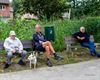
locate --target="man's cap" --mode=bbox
[9,31,16,35]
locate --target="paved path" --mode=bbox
[0,59,100,80]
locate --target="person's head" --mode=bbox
[35,24,41,33]
[80,26,85,33]
[9,31,16,40]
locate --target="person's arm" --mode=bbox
[73,32,84,40]
[33,34,39,42]
[42,34,47,42]
[73,32,79,39]
[17,38,23,51]
[4,39,13,52]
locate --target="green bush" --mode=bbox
[82,17,100,42]
[0,19,36,40]
[0,17,100,51]
[40,17,100,51]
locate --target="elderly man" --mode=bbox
[73,26,100,57]
[33,24,62,67]
[4,31,27,69]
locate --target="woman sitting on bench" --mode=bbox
[33,24,62,67]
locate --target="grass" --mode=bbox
[0,48,99,74]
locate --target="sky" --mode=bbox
[9,0,12,2]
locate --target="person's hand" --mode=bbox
[12,50,16,53]
[77,36,82,40]
[18,50,23,53]
[77,36,85,40]
[80,37,85,40]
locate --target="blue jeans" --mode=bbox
[81,41,99,56]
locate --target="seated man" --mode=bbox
[73,26,100,57]
[4,31,27,69]
[33,24,62,67]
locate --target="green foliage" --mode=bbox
[0,17,100,51]
[68,0,100,18]
[12,0,68,19]
[40,17,100,51]
[12,0,23,17]
[0,19,36,40]
[81,17,100,42]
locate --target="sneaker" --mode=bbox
[46,60,53,67]
[18,60,26,66]
[54,54,63,61]
[4,63,10,69]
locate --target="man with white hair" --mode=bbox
[4,31,27,69]
[33,24,63,67]
[73,26,100,57]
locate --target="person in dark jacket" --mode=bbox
[33,24,62,67]
[73,26,100,57]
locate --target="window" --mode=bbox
[0,4,5,10]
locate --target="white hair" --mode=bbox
[35,24,41,28]
[80,26,85,30]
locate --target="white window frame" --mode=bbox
[0,4,6,11]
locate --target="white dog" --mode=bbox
[28,52,37,69]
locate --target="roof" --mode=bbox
[0,0,9,4]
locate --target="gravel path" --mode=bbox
[0,59,100,80]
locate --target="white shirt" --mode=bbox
[4,37,23,52]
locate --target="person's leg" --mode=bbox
[42,41,63,60]
[21,50,27,61]
[17,50,27,65]
[44,46,51,58]
[4,52,13,69]
[42,41,55,53]
[7,52,13,64]
[44,46,52,67]
[89,41,100,57]
[81,41,95,55]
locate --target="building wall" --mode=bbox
[0,4,10,17]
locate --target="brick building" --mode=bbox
[0,0,11,18]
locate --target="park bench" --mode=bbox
[0,40,34,51]
[64,35,100,56]
[0,40,40,63]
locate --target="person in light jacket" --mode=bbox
[4,31,27,69]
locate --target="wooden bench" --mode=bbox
[0,40,40,57]
[0,40,34,51]
[64,35,100,56]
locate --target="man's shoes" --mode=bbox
[54,53,63,61]
[46,59,53,67]
[90,53,95,56]
[4,63,10,69]
[18,60,26,66]
[96,53,100,58]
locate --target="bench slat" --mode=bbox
[0,40,34,50]
[65,36,76,44]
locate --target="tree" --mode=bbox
[68,0,100,18]
[12,0,23,18]
[12,0,68,19]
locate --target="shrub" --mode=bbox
[0,17,100,51]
